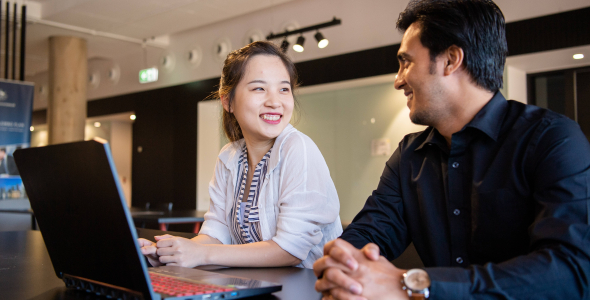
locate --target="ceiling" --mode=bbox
[9,0,296,77]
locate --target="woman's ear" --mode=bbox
[221,95,232,113]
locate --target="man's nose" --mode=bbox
[394,74,405,90]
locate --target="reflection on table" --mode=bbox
[0,230,322,300]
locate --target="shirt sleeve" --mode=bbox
[271,133,341,261]
[198,157,233,245]
[340,144,411,260]
[427,117,590,300]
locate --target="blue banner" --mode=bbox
[0,80,34,199]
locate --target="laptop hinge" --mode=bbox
[63,273,146,300]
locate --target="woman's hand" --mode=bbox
[155,235,208,268]
[138,237,163,267]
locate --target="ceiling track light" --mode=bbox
[315,31,329,49]
[293,35,305,52]
[280,39,290,53]
[267,17,341,53]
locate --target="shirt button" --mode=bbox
[452,162,460,168]
[456,257,464,264]
[453,209,460,216]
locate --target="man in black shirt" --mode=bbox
[314,0,590,299]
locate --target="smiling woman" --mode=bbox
[138,41,342,269]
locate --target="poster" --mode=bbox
[0,79,34,200]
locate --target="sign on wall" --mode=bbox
[0,80,34,200]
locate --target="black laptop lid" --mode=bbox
[14,140,155,299]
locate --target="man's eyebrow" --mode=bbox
[397,52,410,60]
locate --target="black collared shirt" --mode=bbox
[342,92,590,299]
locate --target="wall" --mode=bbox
[26,0,590,107]
[296,80,425,221]
[197,100,222,212]
[110,121,133,206]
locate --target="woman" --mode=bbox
[139,41,342,269]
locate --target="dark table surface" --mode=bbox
[130,208,206,224]
[0,230,322,300]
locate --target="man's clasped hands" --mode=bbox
[313,239,409,300]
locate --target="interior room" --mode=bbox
[0,0,589,299]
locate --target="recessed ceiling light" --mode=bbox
[573,54,584,59]
[130,115,137,120]
[94,122,101,128]
[30,126,34,132]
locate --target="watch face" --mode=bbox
[405,269,431,291]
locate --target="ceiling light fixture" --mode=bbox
[315,32,329,49]
[573,54,584,59]
[293,35,305,52]
[130,115,137,120]
[280,39,290,53]
[267,17,341,53]
[94,122,101,128]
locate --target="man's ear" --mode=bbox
[443,45,464,76]
[221,95,232,113]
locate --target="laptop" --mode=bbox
[14,139,282,300]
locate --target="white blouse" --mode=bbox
[199,124,343,268]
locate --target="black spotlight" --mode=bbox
[293,35,305,52]
[280,39,290,53]
[314,31,329,48]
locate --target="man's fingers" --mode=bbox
[330,287,367,300]
[323,239,337,256]
[323,268,363,295]
[314,255,356,278]
[315,277,337,293]
[361,243,380,261]
[156,247,176,257]
[329,245,358,271]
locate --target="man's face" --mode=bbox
[0,150,5,160]
[394,23,448,127]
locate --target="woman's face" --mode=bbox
[225,54,294,143]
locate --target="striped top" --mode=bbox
[229,144,272,244]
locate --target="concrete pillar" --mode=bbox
[47,36,87,145]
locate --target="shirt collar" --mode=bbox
[464,91,507,142]
[415,91,507,152]
[415,127,449,152]
[219,124,298,172]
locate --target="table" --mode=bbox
[0,230,322,300]
[0,208,36,230]
[131,209,206,233]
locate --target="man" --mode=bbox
[314,0,590,299]
[0,148,19,175]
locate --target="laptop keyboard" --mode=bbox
[150,273,235,297]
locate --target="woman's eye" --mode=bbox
[280,88,290,92]
[253,87,264,91]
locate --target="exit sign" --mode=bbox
[139,68,158,84]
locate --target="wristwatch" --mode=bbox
[401,268,431,299]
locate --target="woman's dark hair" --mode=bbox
[215,41,300,142]
[397,0,507,92]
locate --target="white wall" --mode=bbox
[197,100,222,212]
[506,65,528,103]
[296,79,425,221]
[27,0,589,107]
[110,121,133,206]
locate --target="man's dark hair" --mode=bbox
[397,0,507,92]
